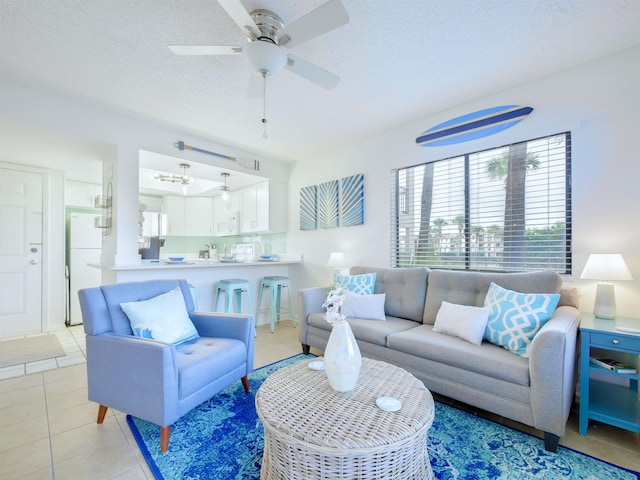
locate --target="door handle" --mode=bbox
[30,260,39,265]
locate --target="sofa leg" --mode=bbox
[160,425,171,453]
[302,344,310,355]
[544,432,559,452]
[97,404,108,424]
[241,375,250,392]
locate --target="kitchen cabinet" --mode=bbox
[164,195,214,236]
[213,191,240,237]
[185,197,214,236]
[165,195,186,236]
[65,180,101,208]
[240,180,287,234]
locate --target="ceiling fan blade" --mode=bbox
[279,0,349,49]
[169,45,242,55]
[217,0,261,39]
[286,54,340,90]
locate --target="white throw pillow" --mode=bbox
[341,291,386,321]
[433,301,490,345]
[120,287,199,345]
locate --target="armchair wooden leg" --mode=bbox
[97,404,108,424]
[160,426,171,453]
[241,375,250,392]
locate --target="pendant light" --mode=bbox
[220,172,231,203]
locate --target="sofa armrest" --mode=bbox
[190,312,253,343]
[298,287,330,347]
[86,333,179,426]
[528,305,581,437]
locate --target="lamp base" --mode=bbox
[593,283,616,319]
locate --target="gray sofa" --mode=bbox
[298,266,581,452]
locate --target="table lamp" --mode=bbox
[327,252,345,275]
[580,254,633,319]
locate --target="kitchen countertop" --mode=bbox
[89,254,302,271]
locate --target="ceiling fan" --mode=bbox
[169,0,350,91]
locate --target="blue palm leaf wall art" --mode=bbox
[300,185,318,230]
[317,180,339,229]
[340,174,364,226]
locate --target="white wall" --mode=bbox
[287,45,640,318]
[0,81,291,331]
[2,45,638,325]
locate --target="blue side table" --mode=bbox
[578,314,640,435]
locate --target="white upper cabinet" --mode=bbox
[185,197,214,236]
[164,195,214,237]
[213,191,240,237]
[65,180,101,208]
[164,195,185,236]
[240,180,287,234]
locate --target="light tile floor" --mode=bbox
[0,322,638,479]
[0,327,87,380]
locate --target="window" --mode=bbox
[391,132,571,273]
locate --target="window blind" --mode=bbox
[391,132,571,273]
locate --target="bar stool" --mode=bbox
[214,278,254,316]
[256,276,295,333]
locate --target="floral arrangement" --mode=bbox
[322,287,347,325]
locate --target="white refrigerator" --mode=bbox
[68,213,102,325]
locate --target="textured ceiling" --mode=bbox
[1,0,640,163]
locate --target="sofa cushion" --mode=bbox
[423,269,562,325]
[387,324,530,386]
[483,282,561,357]
[433,301,490,345]
[120,287,199,345]
[307,312,417,347]
[334,272,376,294]
[342,291,386,321]
[350,266,429,322]
[175,337,246,399]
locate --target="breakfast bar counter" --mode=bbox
[89,255,302,325]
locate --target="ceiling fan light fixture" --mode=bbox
[244,40,287,76]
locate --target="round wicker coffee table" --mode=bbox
[255,357,435,480]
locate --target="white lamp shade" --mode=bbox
[327,252,345,268]
[580,254,633,281]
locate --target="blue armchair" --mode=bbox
[79,279,254,452]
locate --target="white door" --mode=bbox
[0,168,43,336]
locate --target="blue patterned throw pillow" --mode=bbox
[333,272,377,295]
[483,282,560,357]
[121,288,199,345]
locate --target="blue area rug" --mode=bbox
[128,354,639,479]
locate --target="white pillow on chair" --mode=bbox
[121,288,199,345]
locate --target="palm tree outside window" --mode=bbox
[390,132,572,273]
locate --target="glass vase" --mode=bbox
[324,320,362,392]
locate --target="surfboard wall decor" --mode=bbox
[416,105,534,147]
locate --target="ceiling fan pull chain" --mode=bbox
[262,73,268,139]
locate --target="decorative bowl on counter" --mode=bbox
[259,254,277,261]
[219,255,237,262]
[168,257,185,262]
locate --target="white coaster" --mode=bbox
[308,360,325,371]
[376,396,402,412]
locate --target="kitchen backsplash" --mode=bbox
[162,232,287,257]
